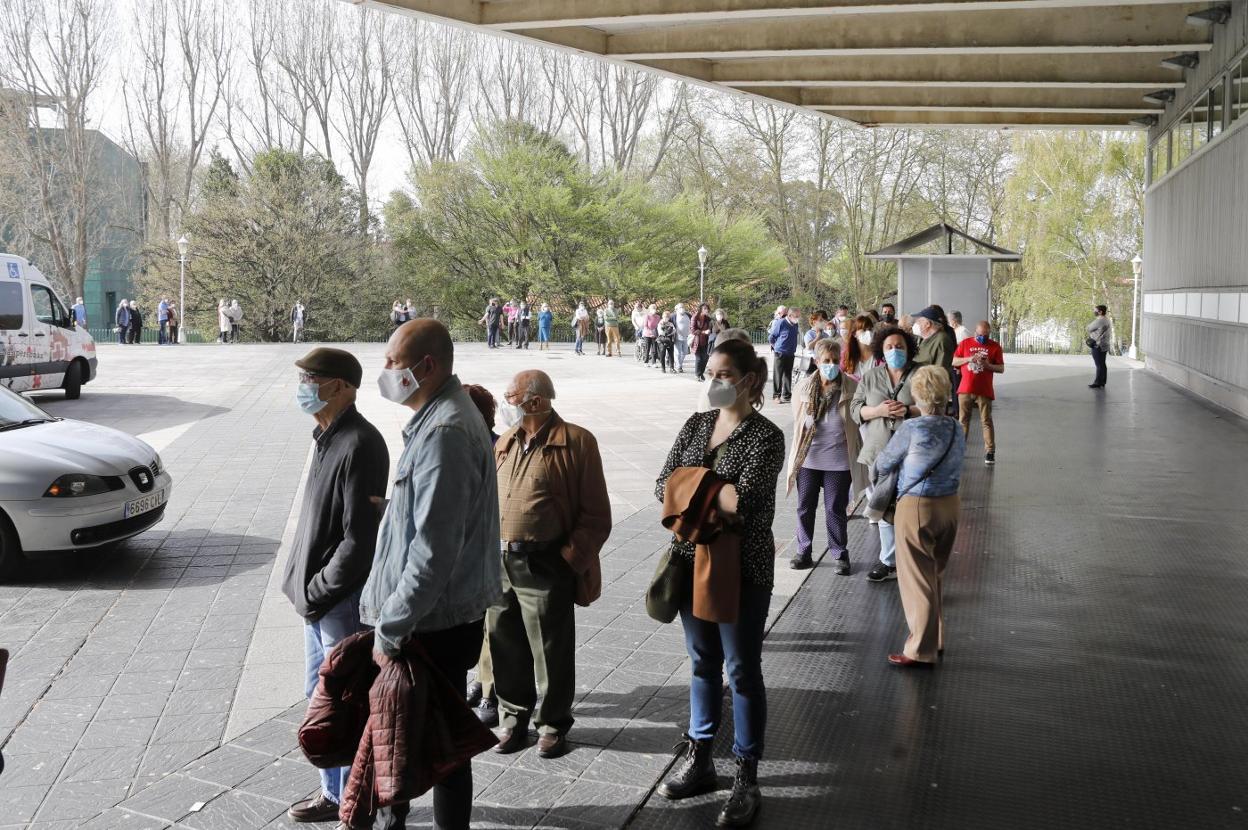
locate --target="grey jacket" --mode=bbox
[850,364,917,468]
[1086,316,1112,351]
[360,375,503,655]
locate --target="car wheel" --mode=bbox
[62,359,83,400]
[0,511,24,582]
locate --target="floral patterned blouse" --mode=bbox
[655,409,786,589]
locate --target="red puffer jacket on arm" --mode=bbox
[299,631,497,828]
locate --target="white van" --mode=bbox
[0,254,98,399]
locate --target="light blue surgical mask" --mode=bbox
[296,382,327,415]
[884,348,907,370]
[819,363,840,382]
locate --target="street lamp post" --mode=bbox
[697,244,708,306]
[1129,253,1142,360]
[177,235,189,344]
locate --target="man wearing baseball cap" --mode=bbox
[283,347,389,824]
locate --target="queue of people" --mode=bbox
[277,298,999,828]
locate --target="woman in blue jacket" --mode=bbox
[537,303,554,350]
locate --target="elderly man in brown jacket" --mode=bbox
[489,369,611,759]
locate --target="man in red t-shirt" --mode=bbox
[952,320,1005,464]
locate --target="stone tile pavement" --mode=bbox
[0,340,1140,828]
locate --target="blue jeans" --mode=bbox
[680,585,771,760]
[878,518,896,567]
[304,589,365,804]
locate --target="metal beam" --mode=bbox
[827,109,1149,126]
[480,0,1197,30]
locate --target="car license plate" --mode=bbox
[124,489,166,519]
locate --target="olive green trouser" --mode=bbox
[487,547,577,736]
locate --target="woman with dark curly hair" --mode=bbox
[654,339,785,828]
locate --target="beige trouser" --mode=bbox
[606,325,621,355]
[476,638,494,697]
[895,494,960,662]
[958,393,995,453]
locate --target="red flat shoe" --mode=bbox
[887,653,933,667]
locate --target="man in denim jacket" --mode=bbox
[361,319,502,830]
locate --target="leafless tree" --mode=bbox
[474,40,570,139]
[334,6,393,229]
[222,0,308,166]
[121,0,177,240]
[273,0,338,160]
[393,17,474,170]
[0,0,130,301]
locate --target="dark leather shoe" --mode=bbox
[466,681,483,708]
[536,732,570,759]
[494,725,531,754]
[288,794,339,823]
[475,696,499,727]
[887,653,934,667]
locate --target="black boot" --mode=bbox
[658,734,717,800]
[716,758,760,827]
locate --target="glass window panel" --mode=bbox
[1192,94,1208,152]
[1210,77,1225,137]
[1173,112,1191,165]
[1237,56,1248,123]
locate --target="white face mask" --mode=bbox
[500,401,525,428]
[857,331,873,347]
[378,366,419,404]
[912,323,923,337]
[707,378,742,409]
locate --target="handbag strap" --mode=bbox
[895,420,957,502]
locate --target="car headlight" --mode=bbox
[152,454,163,476]
[44,474,125,498]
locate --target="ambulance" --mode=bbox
[0,253,98,399]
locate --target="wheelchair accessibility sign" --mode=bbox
[5,262,18,279]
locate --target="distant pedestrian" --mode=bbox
[229,300,243,343]
[157,297,170,345]
[114,299,130,344]
[848,315,876,367]
[594,309,607,355]
[391,300,405,329]
[506,299,520,345]
[768,306,800,403]
[691,303,713,381]
[603,300,621,356]
[217,299,230,344]
[786,338,858,574]
[516,301,532,350]
[672,303,691,372]
[873,365,965,667]
[631,302,647,362]
[128,300,143,345]
[880,303,898,326]
[802,310,830,376]
[642,304,661,366]
[490,370,611,759]
[656,311,676,372]
[573,303,591,355]
[72,296,87,329]
[481,298,502,348]
[833,304,851,338]
[537,303,553,350]
[953,321,1004,465]
[167,303,179,344]
[711,308,731,350]
[292,300,307,343]
[282,348,389,825]
[1086,305,1111,388]
[912,306,952,377]
[951,311,970,344]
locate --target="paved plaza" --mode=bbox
[2,341,1247,829]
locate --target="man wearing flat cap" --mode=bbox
[283,347,390,825]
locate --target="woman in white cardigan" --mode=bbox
[784,338,863,573]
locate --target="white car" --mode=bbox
[0,385,172,578]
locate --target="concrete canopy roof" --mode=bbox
[358,0,1217,130]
